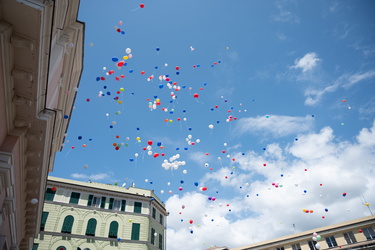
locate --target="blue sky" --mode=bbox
[53,0,375,249]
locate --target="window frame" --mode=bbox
[363,227,375,240]
[307,241,315,250]
[158,234,163,249]
[121,200,126,211]
[325,235,338,248]
[152,207,156,219]
[159,214,164,225]
[343,231,357,244]
[291,244,301,250]
[108,221,119,238]
[151,228,155,244]
[40,211,49,231]
[131,223,141,240]
[85,218,97,236]
[45,188,56,201]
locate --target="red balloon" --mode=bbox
[193,93,199,98]
[202,187,207,191]
[147,140,153,145]
[189,220,193,224]
[175,66,180,70]
[51,187,57,192]
[140,3,145,8]
[153,153,159,158]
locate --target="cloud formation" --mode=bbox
[166,121,375,250]
[70,172,112,181]
[234,115,315,138]
[291,52,320,72]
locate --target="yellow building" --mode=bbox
[33,176,167,250]
[231,215,375,250]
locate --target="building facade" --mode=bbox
[33,176,167,250]
[0,0,83,249]
[231,215,375,250]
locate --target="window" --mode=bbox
[69,192,80,204]
[40,211,49,231]
[100,197,106,209]
[343,232,357,244]
[45,188,56,201]
[88,196,101,208]
[113,200,121,211]
[159,214,164,225]
[108,221,119,238]
[292,244,301,250]
[363,227,375,240]
[325,236,338,248]
[121,200,126,212]
[307,241,315,250]
[158,234,163,249]
[275,247,284,250]
[85,218,97,236]
[131,223,140,240]
[87,195,94,206]
[134,202,142,213]
[151,228,155,244]
[108,198,114,210]
[56,247,66,250]
[61,215,74,234]
[152,207,156,219]
[32,244,38,250]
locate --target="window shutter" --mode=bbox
[87,195,94,206]
[108,221,119,238]
[121,200,126,211]
[131,223,140,240]
[134,202,142,213]
[69,192,80,204]
[40,212,49,230]
[61,215,74,233]
[86,218,97,236]
[100,197,106,209]
[151,228,155,244]
[109,198,114,210]
[159,234,163,249]
[45,188,56,201]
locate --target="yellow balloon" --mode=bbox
[136,137,140,141]
[123,56,128,60]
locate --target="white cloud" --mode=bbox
[165,121,375,250]
[291,52,320,72]
[70,172,111,181]
[304,70,375,106]
[234,115,314,138]
[273,3,300,24]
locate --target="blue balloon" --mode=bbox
[155,66,159,69]
[121,31,125,35]
[96,77,100,81]
[180,180,184,184]
[107,91,111,95]
[129,69,133,73]
[176,72,180,75]
[64,115,69,119]
[159,84,164,89]
[157,142,162,146]
[78,136,82,140]
[184,147,188,150]
[156,47,160,51]
[194,182,198,186]
[129,158,134,162]
[112,57,119,62]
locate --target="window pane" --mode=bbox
[131,223,140,240]
[292,244,301,250]
[92,196,101,208]
[307,241,315,250]
[159,214,163,225]
[343,232,357,244]
[363,227,375,240]
[113,200,121,211]
[152,207,156,219]
[159,234,163,249]
[40,211,49,231]
[32,244,39,250]
[134,202,142,213]
[151,228,155,244]
[325,236,338,248]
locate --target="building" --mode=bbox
[231,215,375,250]
[0,0,83,249]
[33,176,167,250]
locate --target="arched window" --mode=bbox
[108,221,119,238]
[61,215,74,234]
[56,247,66,250]
[85,218,97,236]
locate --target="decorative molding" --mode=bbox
[14,118,32,128]
[10,35,34,51]
[13,95,33,106]
[26,132,42,141]
[11,68,33,82]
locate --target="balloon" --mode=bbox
[31,198,38,204]
[194,182,199,186]
[125,48,131,54]
[51,187,57,192]
[178,187,183,191]
[208,124,214,129]
[201,187,207,191]
[316,235,322,240]
[182,170,187,174]
[193,93,199,98]
[140,3,145,8]
[189,220,193,224]
[315,243,320,250]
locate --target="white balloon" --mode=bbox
[183,170,187,174]
[196,139,200,143]
[223,143,227,146]
[160,190,164,194]
[145,179,149,183]
[31,198,38,204]
[148,151,152,156]
[125,48,131,54]
[208,124,214,129]
[315,243,320,250]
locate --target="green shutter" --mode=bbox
[131,223,140,240]
[69,192,80,204]
[109,198,114,210]
[85,218,97,236]
[121,200,126,211]
[108,221,119,238]
[61,215,74,233]
[152,207,156,219]
[32,243,38,250]
[100,197,106,209]
[159,234,163,249]
[87,195,94,206]
[45,188,56,201]
[151,228,155,244]
[40,211,49,230]
[159,214,163,225]
[134,202,142,213]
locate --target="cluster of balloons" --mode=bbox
[312,232,322,249]
[161,154,186,170]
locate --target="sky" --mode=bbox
[53,0,375,249]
